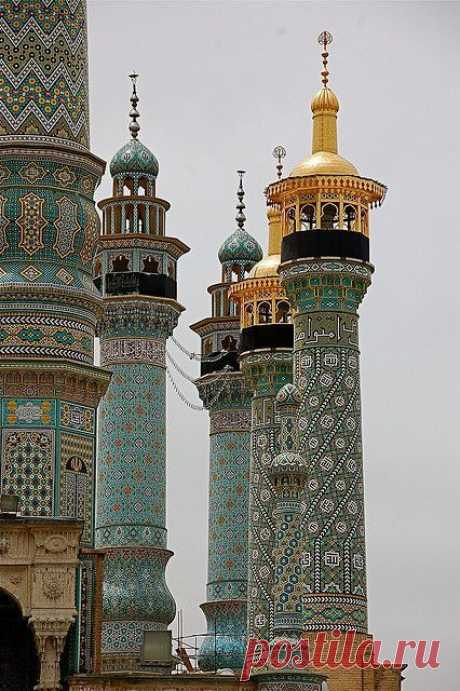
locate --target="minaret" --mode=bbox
[229,178,294,644]
[0,0,109,684]
[267,32,395,687]
[191,172,262,671]
[95,76,189,671]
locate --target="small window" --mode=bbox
[321,203,339,230]
[258,301,272,324]
[344,205,357,231]
[112,255,129,272]
[143,256,159,273]
[276,300,291,324]
[300,204,316,230]
[286,207,296,232]
[245,303,254,327]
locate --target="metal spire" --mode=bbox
[236,170,246,231]
[317,30,333,87]
[129,72,140,139]
[272,145,286,180]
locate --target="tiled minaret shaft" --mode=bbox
[229,204,294,643]
[191,172,262,671]
[95,77,189,670]
[0,0,110,680]
[0,0,109,540]
[268,32,386,636]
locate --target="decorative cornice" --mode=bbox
[266,173,387,206]
[190,315,239,337]
[98,297,182,339]
[0,361,111,407]
[97,233,190,259]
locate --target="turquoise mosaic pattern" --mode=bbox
[240,350,292,643]
[96,362,167,547]
[280,258,372,634]
[196,378,251,671]
[110,139,159,178]
[0,0,90,150]
[0,155,101,289]
[198,600,247,672]
[104,546,176,636]
[0,398,97,545]
[218,228,263,265]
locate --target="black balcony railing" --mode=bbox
[95,272,177,299]
[240,324,293,353]
[281,229,370,263]
[200,350,239,377]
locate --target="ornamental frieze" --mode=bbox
[101,337,165,368]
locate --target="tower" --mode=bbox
[95,76,189,671]
[266,32,401,690]
[190,172,262,671]
[0,0,110,686]
[229,189,294,644]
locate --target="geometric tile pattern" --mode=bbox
[240,350,293,644]
[1,429,55,516]
[281,258,372,634]
[0,0,90,149]
[60,432,94,546]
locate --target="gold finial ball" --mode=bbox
[318,31,333,46]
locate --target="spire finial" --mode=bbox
[272,145,286,180]
[236,170,246,231]
[129,72,140,139]
[317,31,333,88]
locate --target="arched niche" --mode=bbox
[0,588,40,690]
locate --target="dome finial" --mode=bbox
[236,170,246,231]
[318,30,333,88]
[129,72,140,139]
[272,145,286,180]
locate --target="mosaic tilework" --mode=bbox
[60,432,94,546]
[207,425,250,599]
[240,350,292,643]
[96,362,167,540]
[0,0,90,149]
[79,555,96,673]
[281,258,372,634]
[2,399,56,426]
[101,547,175,654]
[198,600,247,672]
[1,428,55,516]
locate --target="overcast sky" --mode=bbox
[87,2,458,689]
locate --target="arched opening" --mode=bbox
[143,255,160,273]
[112,255,130,272]
[361,208,368,235]
[344,204,357,231]
[222,334,237,351]
[258,301,272,324]
[300,204,316,230]
[245,303,254,327]
[231,264,241,282]
[0,589,40,690]
[321,203,339,229]
[276,300,291,323]
[138,177,150,196]
[286,207,296,233]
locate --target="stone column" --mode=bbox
[280,258,373,634]
[96,299,178,669]
[240,349,292,643]
[196,372,251,671]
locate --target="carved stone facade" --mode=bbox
[0,517,83,690]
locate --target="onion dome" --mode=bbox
[218,228,263,265]
[109,72,159,178]
[218,171,263,266]
[110,139,159,177]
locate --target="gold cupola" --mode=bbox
[267,31,386,240]
[229,202,291,331]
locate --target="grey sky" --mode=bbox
[87,2,459,689]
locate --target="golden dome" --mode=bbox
[311,86,339,113]
[248,254,281,279]
[289,150,359,177]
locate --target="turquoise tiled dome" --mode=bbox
[218,228,263,265]
[110,139,159,177]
